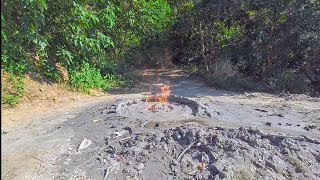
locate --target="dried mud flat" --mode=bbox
[2,70,320,180]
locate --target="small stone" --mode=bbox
[216,126,225,130]
[134,163,145,171]
[265,122,272,126]
[173,131,181,140]
[248,127,261,134]
[281,148,290,155]
[124,127,133,135]
[173,168,179,176]
[162,144,169,152]
[123,168,137,178]
[137,141,149,149]
[153,132,164,143]
[171,159,178,166]
[306,125,317,130]
[77,138,92,152]
[106,145,116,154]
[109,159,118,166]
[253,161,265,169]
[154,144,162,150]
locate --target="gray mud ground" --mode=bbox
[2,70,320,180]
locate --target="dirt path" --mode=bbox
[1,69,320,180]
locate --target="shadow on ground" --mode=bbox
[108,68,239,98]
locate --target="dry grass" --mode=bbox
[205,60,256,91]
[265,70,311,94]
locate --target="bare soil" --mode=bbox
[1,69,320,180]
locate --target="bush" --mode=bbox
[1,0,177,106]
[265,71,311,94]
[205,60,256,91]
[170,0,320,93]
[1,71,26,107]
[69,63,110,93]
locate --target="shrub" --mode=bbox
[170,0,320,93]
[69,63,110,93]
[205,60,256,91]
[2,0,176,105]
[265,71,311,94]
[1,71,26,107]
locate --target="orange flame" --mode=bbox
[146,84,171,112]
[158,84,171,104]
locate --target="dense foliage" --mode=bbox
[1,0,176,106]
[1,0,319,107]
[170,0,320,93]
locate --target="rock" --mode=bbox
[265,156,286,173]
[253,161,265,169]
[162,144,169,152]
[171,159,178,166]
[304,125,317,131]
[265,122,272,126]
[134,163,146,171]
[137,141,149,149]
[173,131,182,140]
[124,127,133,135]
[196,129,206,141]
[109,159,119,166]
[281,148,290,155]
[77,138,92,152]
[247,127,261,134]
[152,132,164,143]
[216,126,225,130]
[282,139,295,148]
[176,127,185,136]
[154,144,162,150]
[126,146,143,155]
[106,145,116,154]
[304,126,311,131]
[185,129,197,143]
[173,168,179,176]
[123,168,137,179]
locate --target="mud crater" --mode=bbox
[113,95,212,121]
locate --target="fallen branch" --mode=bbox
[176,141,199,162]
[104,163,120,180]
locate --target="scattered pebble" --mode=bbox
[134,163,145,171]
[265,122,272,126]
[77,138,92,152]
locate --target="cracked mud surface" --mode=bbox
[2,69,320,180]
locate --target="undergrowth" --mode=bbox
[69,63,110,93]
[1,71,26,107]
[204,60,256,91]
[265,70,311,94]
[69,63,140,94]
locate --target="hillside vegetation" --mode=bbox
[1,0,320,107]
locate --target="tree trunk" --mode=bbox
[199,22,208,71]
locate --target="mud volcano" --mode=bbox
[115,95,211,121]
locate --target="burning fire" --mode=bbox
[146,84,172,112]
